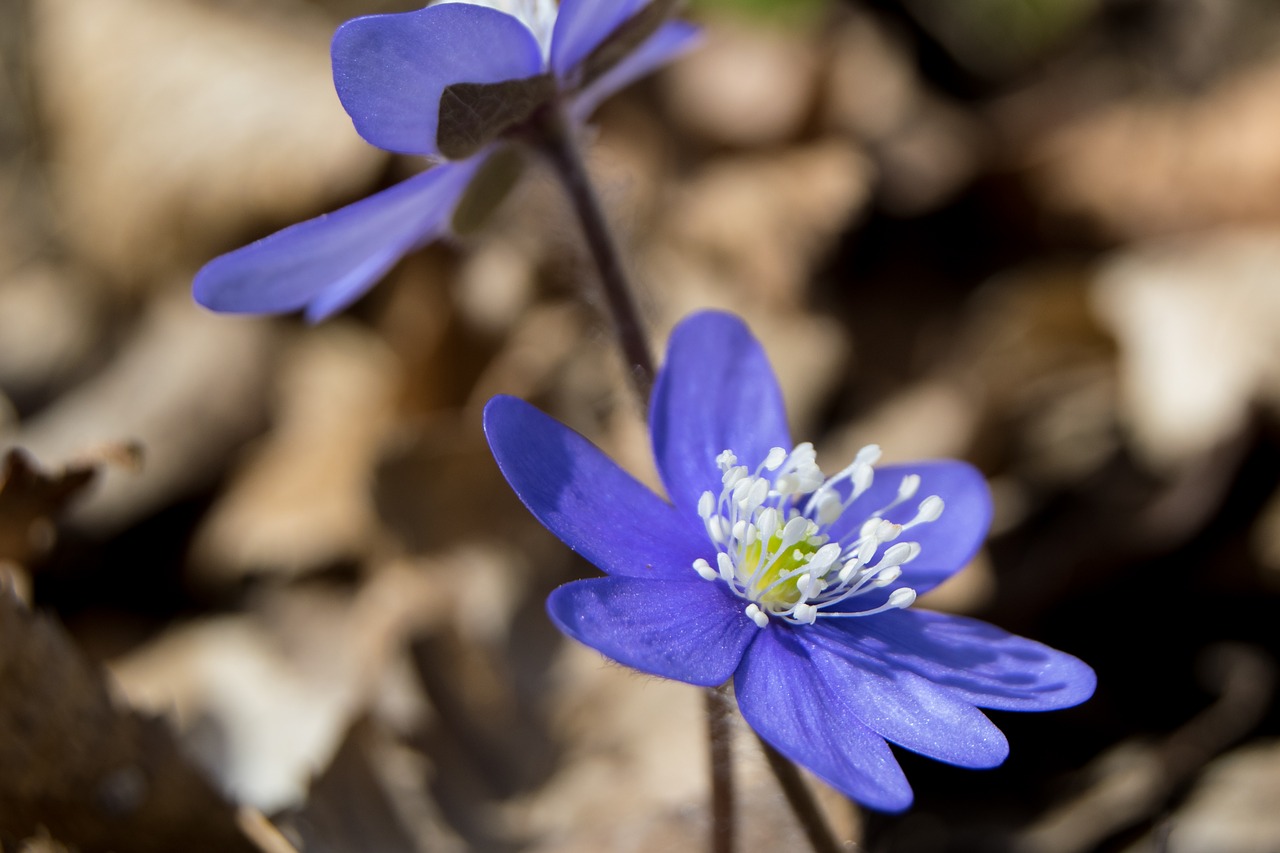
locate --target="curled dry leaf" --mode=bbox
[0,444,139,568]
[5,294,276,536]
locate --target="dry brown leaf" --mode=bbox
[4,294,276,535]
[110,561,445,812]
[1091,230,1280,470]
[0,444,140,568]
[658,139,873,309]
[0,264,102,402]
[0,587,257,852]
[191,323,400,582]
[1160,739,1280,853]
[664,16,821,148]
[0,448,95,566]
[1033,60,1280,239]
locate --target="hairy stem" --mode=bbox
[707,685,736,853]
[538,110,656,401]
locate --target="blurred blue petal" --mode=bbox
[194,158,481,321]
[550,0,650,78]
[332,4,543,156]
[548,576,755,686]
[571,20,702,121]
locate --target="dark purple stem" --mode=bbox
[707,685,736,853]
[537,109,656,402]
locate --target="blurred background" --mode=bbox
[3,0,1280,850]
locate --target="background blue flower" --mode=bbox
[485,310,1097,811]
[193,0,697,321]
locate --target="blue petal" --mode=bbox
[735,626,915,812]
[193,159,481,321]
[825,460,993,599]
[651,311,792,518]
[798,622,1009,768]
[484,395,711,580]
[833,609,1098,712]
[547,576,755,686]
[550,0,649,79]
[332,4,544,156]
[570,21,700,121]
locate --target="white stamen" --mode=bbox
[889,588,917,609]
[693,441,951,626]
[897,474,921,502]
[693,558,718,581]
[909,496,945,527]
[793,602,818,624]
[717,552,735,582]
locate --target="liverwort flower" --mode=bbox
[484,311,1096,811]
[193,0,697,321]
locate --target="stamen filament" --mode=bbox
[693,442,946,627]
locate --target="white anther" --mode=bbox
[888,588,917,609]
[808,543,842,572]
[780,516,811,549]
[742,478,769,511]
[698,491,715,520]
[693,558,718,581]
[764,447,788,470]
[871,566,902,586]
[815,494,843,525]
[851,464,873,497]
[793,603,818,624]
[875,520,902,542]
[897,474,921,502]
[757,507,780,541]
[716,450,738,471]
[855,444,882,467]
[877,541,920,569]
[910,496,944,526]
[745,603,769,628]
[717,552,735,582]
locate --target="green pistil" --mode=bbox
[745,533,822,609]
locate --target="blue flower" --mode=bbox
[484,310,1096,812]
[193,0,697,321]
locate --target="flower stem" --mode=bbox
[536,109,657,402]
[706,685,736,853]
[755,733,844,853]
